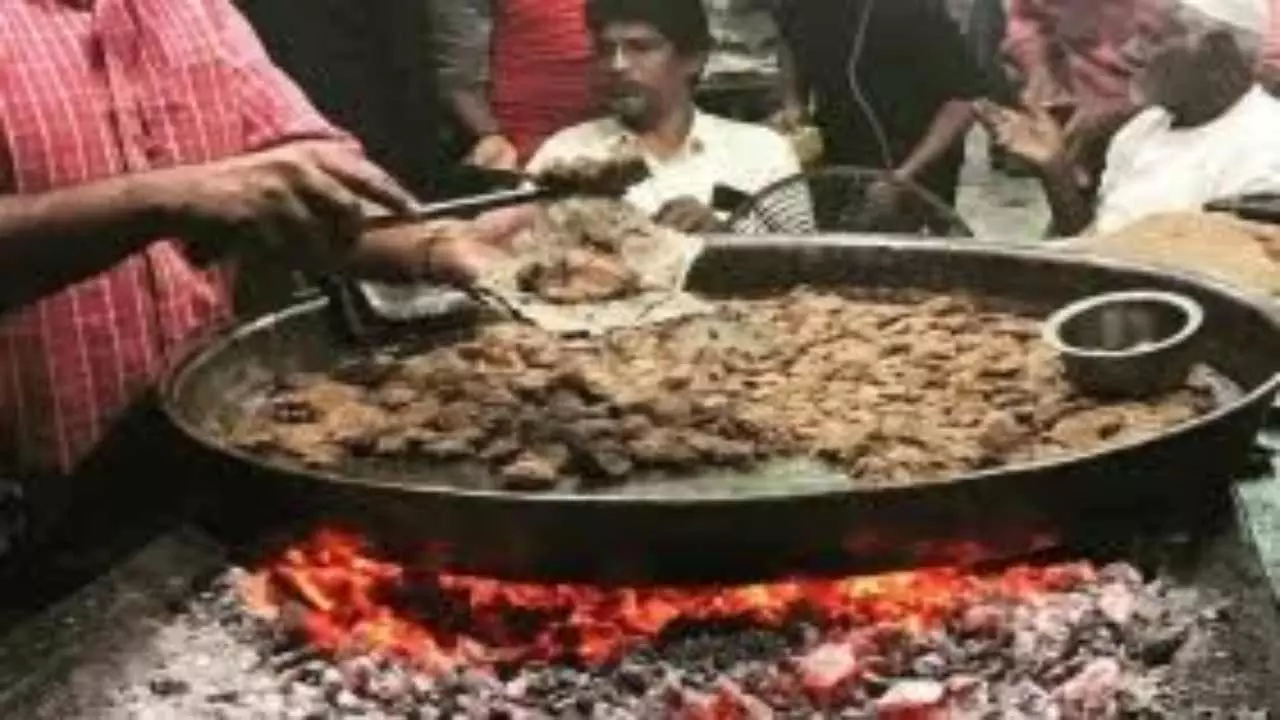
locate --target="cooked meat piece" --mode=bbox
[977,411,1028,457]
[268,396,320,424]
[577,441,635,481]
[629,429,697,466]
[413,433,474,460]
[501,450,567,491]
[226,417,278,452]
[271,424,343,468]
[509,369,555,397]
[322,404,391,454]
[479,436,523,463]
[517,248,640,304]
[372,383,419,410]
[229,288,1213,493]
[532,155,650,198]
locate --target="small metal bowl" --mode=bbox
[1042,290,1205,399]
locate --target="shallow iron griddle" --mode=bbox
[159,237,1280,583]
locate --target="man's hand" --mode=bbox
[421,221,513,285]
[358,216,517,286]
[158,140,415,268]
[654,197,723,234]
[1061,101,1138,188]
[975,100,1068,171]
[466,134,520,171]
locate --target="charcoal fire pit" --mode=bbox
[160,237,1280,583]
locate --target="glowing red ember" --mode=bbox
[240,528,1095,676]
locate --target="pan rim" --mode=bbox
[158,235,1280,507]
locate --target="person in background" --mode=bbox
[980,0,1280,236]
[432,0,595,170]
[0,0,500,558]
[526,0,803,233]
[1259,0,1280,90]
[239,0,445,198]
[1002,0,1145,187]
[772,0,993,217]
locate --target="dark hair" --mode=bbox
[585,0,713,56]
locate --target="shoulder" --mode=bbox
[699,113,801,188]
[1243,87,1280,123]
[701,114,791,155]
[1109,107,1171,151]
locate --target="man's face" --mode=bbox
[1126,0,1237,110]
[592,21,704,129]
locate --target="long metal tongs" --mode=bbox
[320,159,651,344]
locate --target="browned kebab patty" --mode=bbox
[531,155,651,198]
[513,196,666,305]
[225,290,1215,492]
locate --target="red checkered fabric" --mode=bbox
[0,0,340,475]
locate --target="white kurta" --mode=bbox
[526,110,803,218]
[1094,86,1280,234]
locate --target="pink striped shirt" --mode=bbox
[0,0,339,475]
[1004,0,1139,106]
[1263,0,1280,75]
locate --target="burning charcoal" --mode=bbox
[910,652,948,679]
[148,676,191,697]
[874,679,946,719]
[206,689,241,704]
[996,678,1054,717]
[956,603,1007,638]
[1053,657,1122,718]
[316,665,347,696]
[1098,562,1144,588]
[1139,621,1193,666]
[712,678,776,719]
[613,660,660,696]
[366,666,415,706]
[796,642,860,704]
[1097,582,1138,627]
[945,674,989,716]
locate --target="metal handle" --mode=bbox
[316,275,373,344]
[364,186,555,230]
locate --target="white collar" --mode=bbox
[602,109,712,160]
[1158,85,1269,135]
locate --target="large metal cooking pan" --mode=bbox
[161,237,1280,583]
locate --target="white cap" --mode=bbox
[1178,0,1270,34]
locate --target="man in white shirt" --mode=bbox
[526,0,804,233]
[978,0,1280,236]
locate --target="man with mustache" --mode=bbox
[525,0,803,233]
